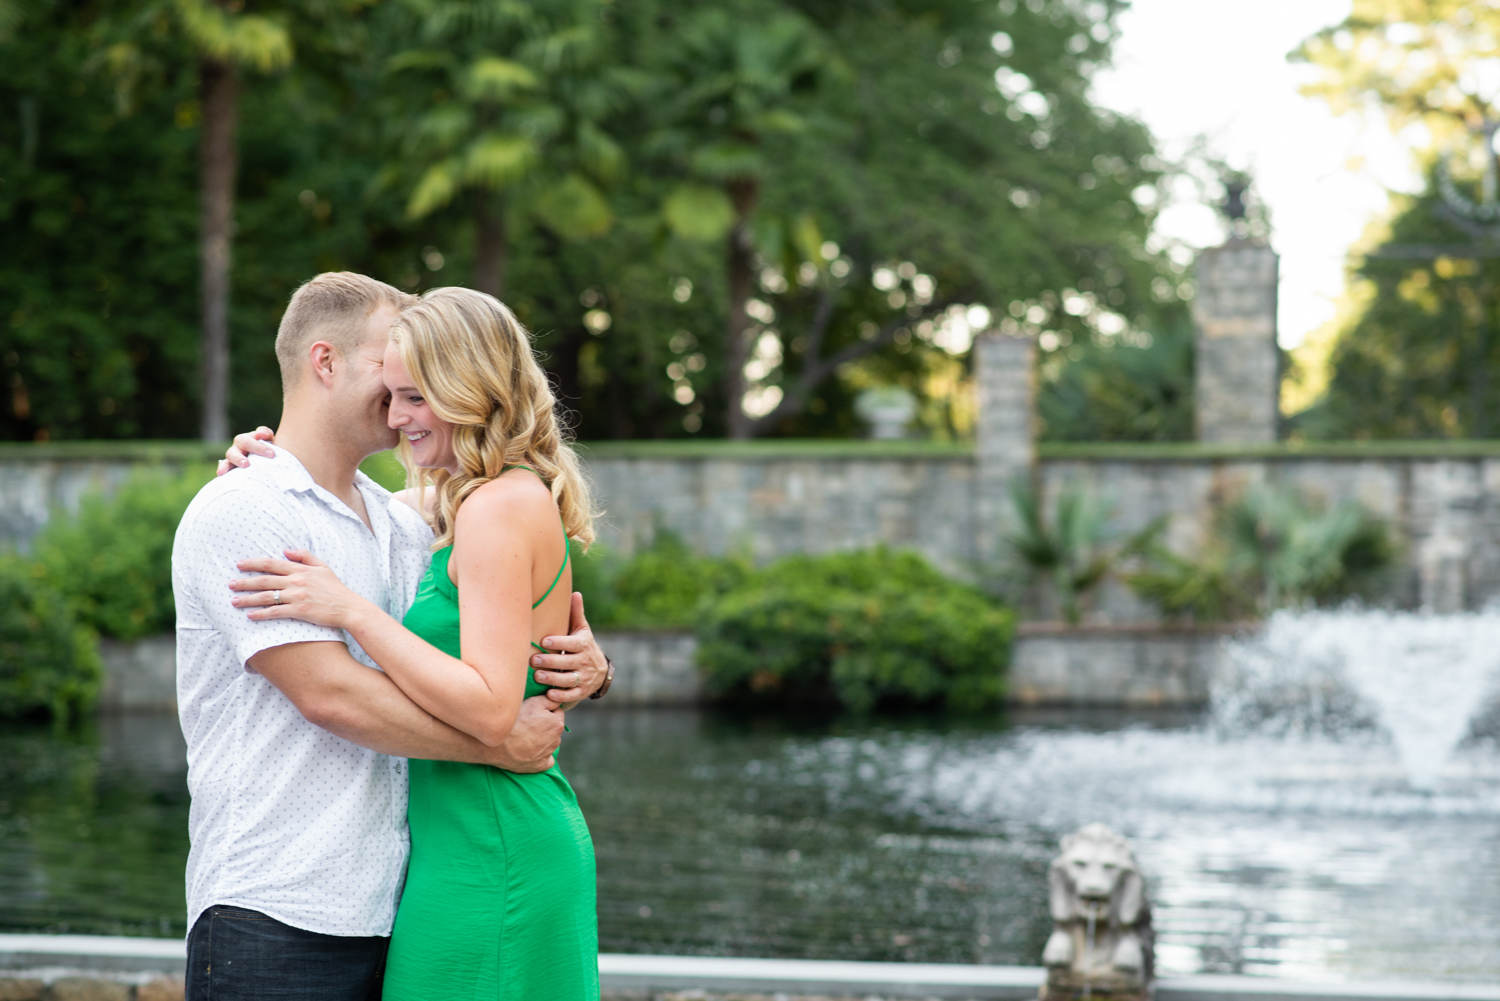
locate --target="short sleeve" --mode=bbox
[176,486,344,669]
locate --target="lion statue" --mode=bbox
[1041,823,1153,1001]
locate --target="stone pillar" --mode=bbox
[1193,240,1279,442]
[975,330,1036,560]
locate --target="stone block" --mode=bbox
[47,979,130,1001]
[0,978,44,1001]
[1009,627,1226,705]
[1193,241,1279,443]
[975,331,1036,562]
[136,977,185,1001]
[592,631,703,706]
[99,636,178,711]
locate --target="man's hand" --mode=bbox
[486,695,565,772]
[530,592,609,703]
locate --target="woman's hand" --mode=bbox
[230,549,374,631]
[216,426,277,476]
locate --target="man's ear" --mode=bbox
[307,341,338,388]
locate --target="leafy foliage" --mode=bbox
[1294,0,1496,148]
[1289,1,1500,438]
[570,532,750,630]
[999,479,1143,623]
[1,0,1184,445]
[1292,183,1500,439]
[1126,483,1395,621]
[1038,318,1194,442]
[572,536,1012,712]
[30,466,214,641]
[0,556,100,722]
[697,548,1012,713]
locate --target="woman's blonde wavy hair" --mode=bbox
[391,286,596,552]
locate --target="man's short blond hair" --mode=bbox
[275,272,416,388]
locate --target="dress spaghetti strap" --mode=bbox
[502,465,570,652]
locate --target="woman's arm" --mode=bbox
[232,478,568,746]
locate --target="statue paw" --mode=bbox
[1112,935,1143,972]
[1043,930,1074,968]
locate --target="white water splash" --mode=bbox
[1217,609,1500,789]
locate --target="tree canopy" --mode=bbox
[1,0,1188,443]
[1290,0,1500,438]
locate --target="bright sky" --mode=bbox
[1092,0,1421,349]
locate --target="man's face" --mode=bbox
[330,304,401,457]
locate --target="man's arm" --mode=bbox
[249,641,563,772]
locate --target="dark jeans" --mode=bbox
[185,904,389,1001]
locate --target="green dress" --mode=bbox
[381,541,599,1001]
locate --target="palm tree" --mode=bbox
[647,9,825,439]
[96,1,307,441]
[380,0,628,297]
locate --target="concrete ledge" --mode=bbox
[94,625,1242,713]
[1157,975,1500,1001]
[1009,625,1234,706]
[4,939,1496,1001]
[598,954,1042,998]
[0,935,185,976]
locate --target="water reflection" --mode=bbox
[0,705,1497,981]
[0,714,189,937]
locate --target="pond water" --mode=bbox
[2,698,1498,981]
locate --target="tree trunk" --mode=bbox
[535,230,587,431]
[198,57,237,442]
[551,325,587,429]
[724,179,759,440]
[474,192,507,298]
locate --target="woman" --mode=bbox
[225,287,601,1000]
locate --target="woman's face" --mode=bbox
[384,340,458,473]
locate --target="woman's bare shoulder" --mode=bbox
[456,470,555,529]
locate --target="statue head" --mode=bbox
[1048,823,1145,926]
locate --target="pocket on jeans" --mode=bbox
[211,905,275,921]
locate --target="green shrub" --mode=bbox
[608,533,750,629]
[697,548,1013,713]
[31,465,213,640]
[0,555,101,721]
[568,540,623,627]
[576,532,750,630]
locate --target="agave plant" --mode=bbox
[1000,478,1122,625]
[1126,483,1395,622]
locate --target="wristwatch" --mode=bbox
[589,658,614,700]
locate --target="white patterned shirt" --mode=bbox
[172,448,433,937]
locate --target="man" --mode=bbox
[172,272,610,1001]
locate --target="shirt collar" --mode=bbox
[250,448,390,529]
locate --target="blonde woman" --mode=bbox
[226,287,601,1000]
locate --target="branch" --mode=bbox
[746,298,955,435]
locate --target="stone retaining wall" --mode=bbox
[13,440,1500,622]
